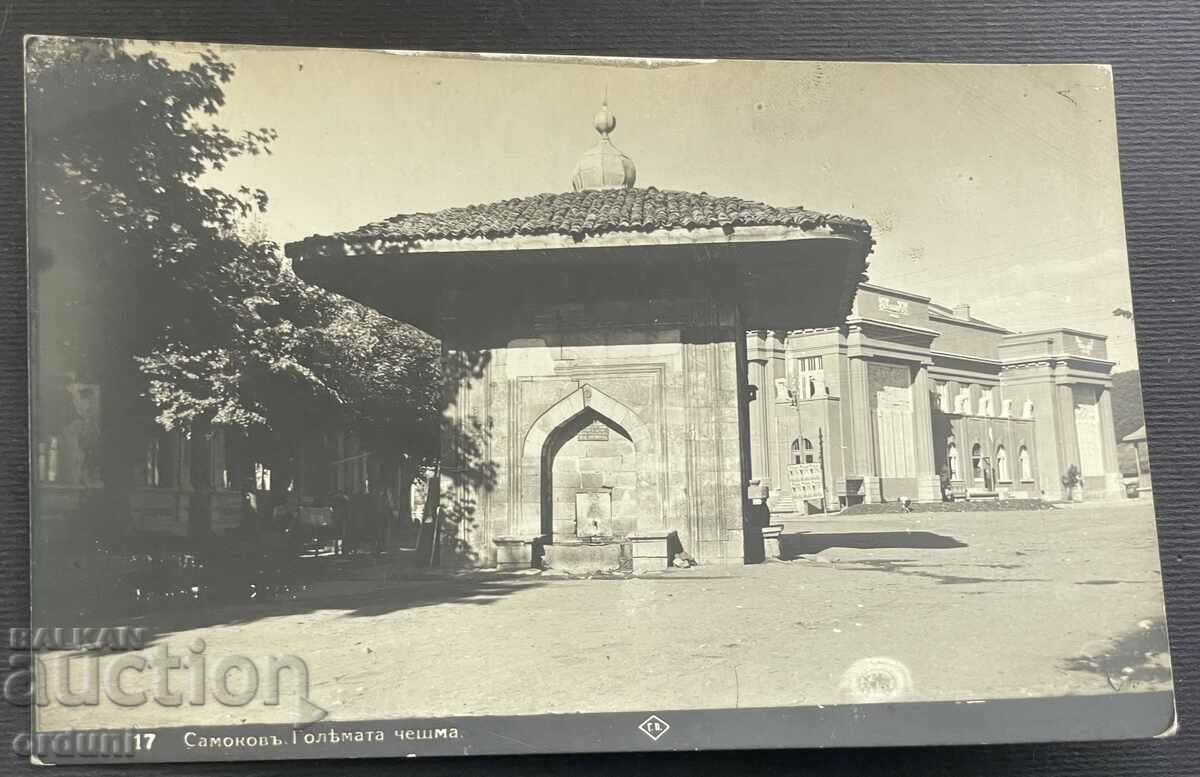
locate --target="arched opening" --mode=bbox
[996,445,1010,483]
[540,407,639,541]
[520,384,658,542]
[1019,445,1033,481]
[971,442,995,490]
[791,437,815,465]
[947,442,959,480]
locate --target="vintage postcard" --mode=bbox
[23,38,1173,763]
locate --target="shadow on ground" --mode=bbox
[1063,617,1172,690]
[832,558,1050,585]
[134,572,547,646]
[780,531,967,559]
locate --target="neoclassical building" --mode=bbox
[287,104,874,568]
[746,283,1124,515]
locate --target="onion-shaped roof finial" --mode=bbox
[593,100,617,136]
[572,98,636,191]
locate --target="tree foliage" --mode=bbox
[28,37,278,535]
[137,258,443,473]
[28,38,442,536]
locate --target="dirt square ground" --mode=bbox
[37,501,1171,730]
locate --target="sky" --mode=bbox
[147,42,1139,369]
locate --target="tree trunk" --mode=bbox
[188,415,215,541]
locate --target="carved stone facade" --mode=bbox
[446,303,746,569]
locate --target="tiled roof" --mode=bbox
[286,187,872,255]
[927,302,1010,332]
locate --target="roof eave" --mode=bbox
[285,222,871,262]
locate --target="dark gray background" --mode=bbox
[2,1,1197,774]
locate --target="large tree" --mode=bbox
[137,257,444,529]
[27,38,442,542]
[28,38,276,539]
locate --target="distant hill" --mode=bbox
[1111,369,1145,440]
[1111,369,1148,477]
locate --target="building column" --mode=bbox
[1097,387,1125,498]
[1054,383,1080,501]
[746,357,770,482]
[767,336,801,514]
[744,331,774,492]
[765,345,788,508]
[847,356,881,503]
[911,365,942,502]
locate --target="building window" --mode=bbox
[208,428,243,491]
[978,389,994,417]
[953,387,971,414]
[1019,446,1033,482]
[254,462,272,491]
[947,442,960,480]
[331,431,370,494]
[216,432,229,490]
[936,382,949,413]
[144,438,162,486]
[997,445,1010,483]
[796,356,825,399]
[36,436,60,483]
[791,438,817,464]
[971,443,983,482]
[140,433,180,488]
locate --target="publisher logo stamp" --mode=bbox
[638,715,670,742]
[838,657,914,703]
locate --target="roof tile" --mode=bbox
[287,187,871,256]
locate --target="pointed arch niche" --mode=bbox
[518,384,658,541]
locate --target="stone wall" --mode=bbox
[442,312,747,567]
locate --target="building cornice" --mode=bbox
[1006,327,1108,341]
[931,349,1003,367]
[928,310,1011,334]
[846,317,941,339]
[1001,353,1116,371]
[856,282,932,304]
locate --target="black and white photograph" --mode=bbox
[23,38,1174,762]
